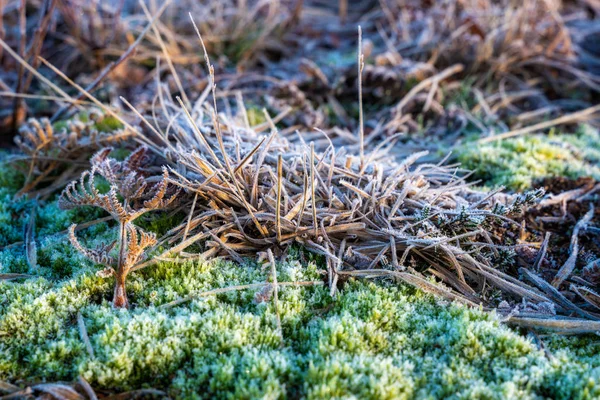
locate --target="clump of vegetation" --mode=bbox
[11,112,131,197]
[1,0,600,396]
[1,1,597,334]
[58,147,179,308]
[379,0,598,95]
[457,125,600,190]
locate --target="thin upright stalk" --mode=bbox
[357,26,364,170]
[113,221,129,309]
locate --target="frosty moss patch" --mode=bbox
[1,257,600,399]
[457,124,600,190]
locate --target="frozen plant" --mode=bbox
[59,147,179,308]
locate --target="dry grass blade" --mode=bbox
[310,142,317,237]
[0,381,20,395]
[160,281,324,309]
[338,269,479,307]
[552,204,595,288]
[268,249,283,345]
[102,389,168,400]
[76,377,97,400]
[234,137,266,174]
[521,268,600,321]
[31,383,84,400]
[479,104,600,144]
[533,232,551,271]
[357,25,365,170]
[507,317,600,335]
[0,273,34,280]
[276,154,283,242]
[182,193,198,243]
[77,312,94,359]
[24,204,36,270]
[571,285,600,311]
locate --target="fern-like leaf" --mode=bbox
[124,224,157,270]
[68,224,116,267]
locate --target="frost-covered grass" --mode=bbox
[457,124,600,191]
[1,152,600,399]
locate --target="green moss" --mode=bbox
[0,155,25,193]
[52,111,123,134]
[246,105,267,127]
[0,190,108,271]
[93,115,124,133]
[135,210,185,238]
[1,254,600,399]
[0,190,29,247]
[457,125,600,190]
[0,158,28,247]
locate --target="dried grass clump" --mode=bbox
[11,112,133,197]
[56,0,126,68]
[155,74,576,313]
[366,0,600,137]
[379,0,597,91]
[113,32,547,314]
[58,0,299,70]
[0,0,57,135]
[148,0,298,64]
[0,0,300,140]
[59,146,179,308]
[165,119,546,308]
[137,91,599,331]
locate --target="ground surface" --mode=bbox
[1,1,600,399]
[0,152,599,399]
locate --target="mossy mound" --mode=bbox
[2,257,600,399]
[456,124,600,191]
[1,148,600,400]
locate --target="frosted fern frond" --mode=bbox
[60,147,179,308]
[59,147,179,223]
[59,168,131,221]
[142,168,180,210]
[13,113,133,195]
[14,118,54,154]
[68,224,116,267]
[124,146,152,173]
[58,168,103,209]
[124,223,157,270]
